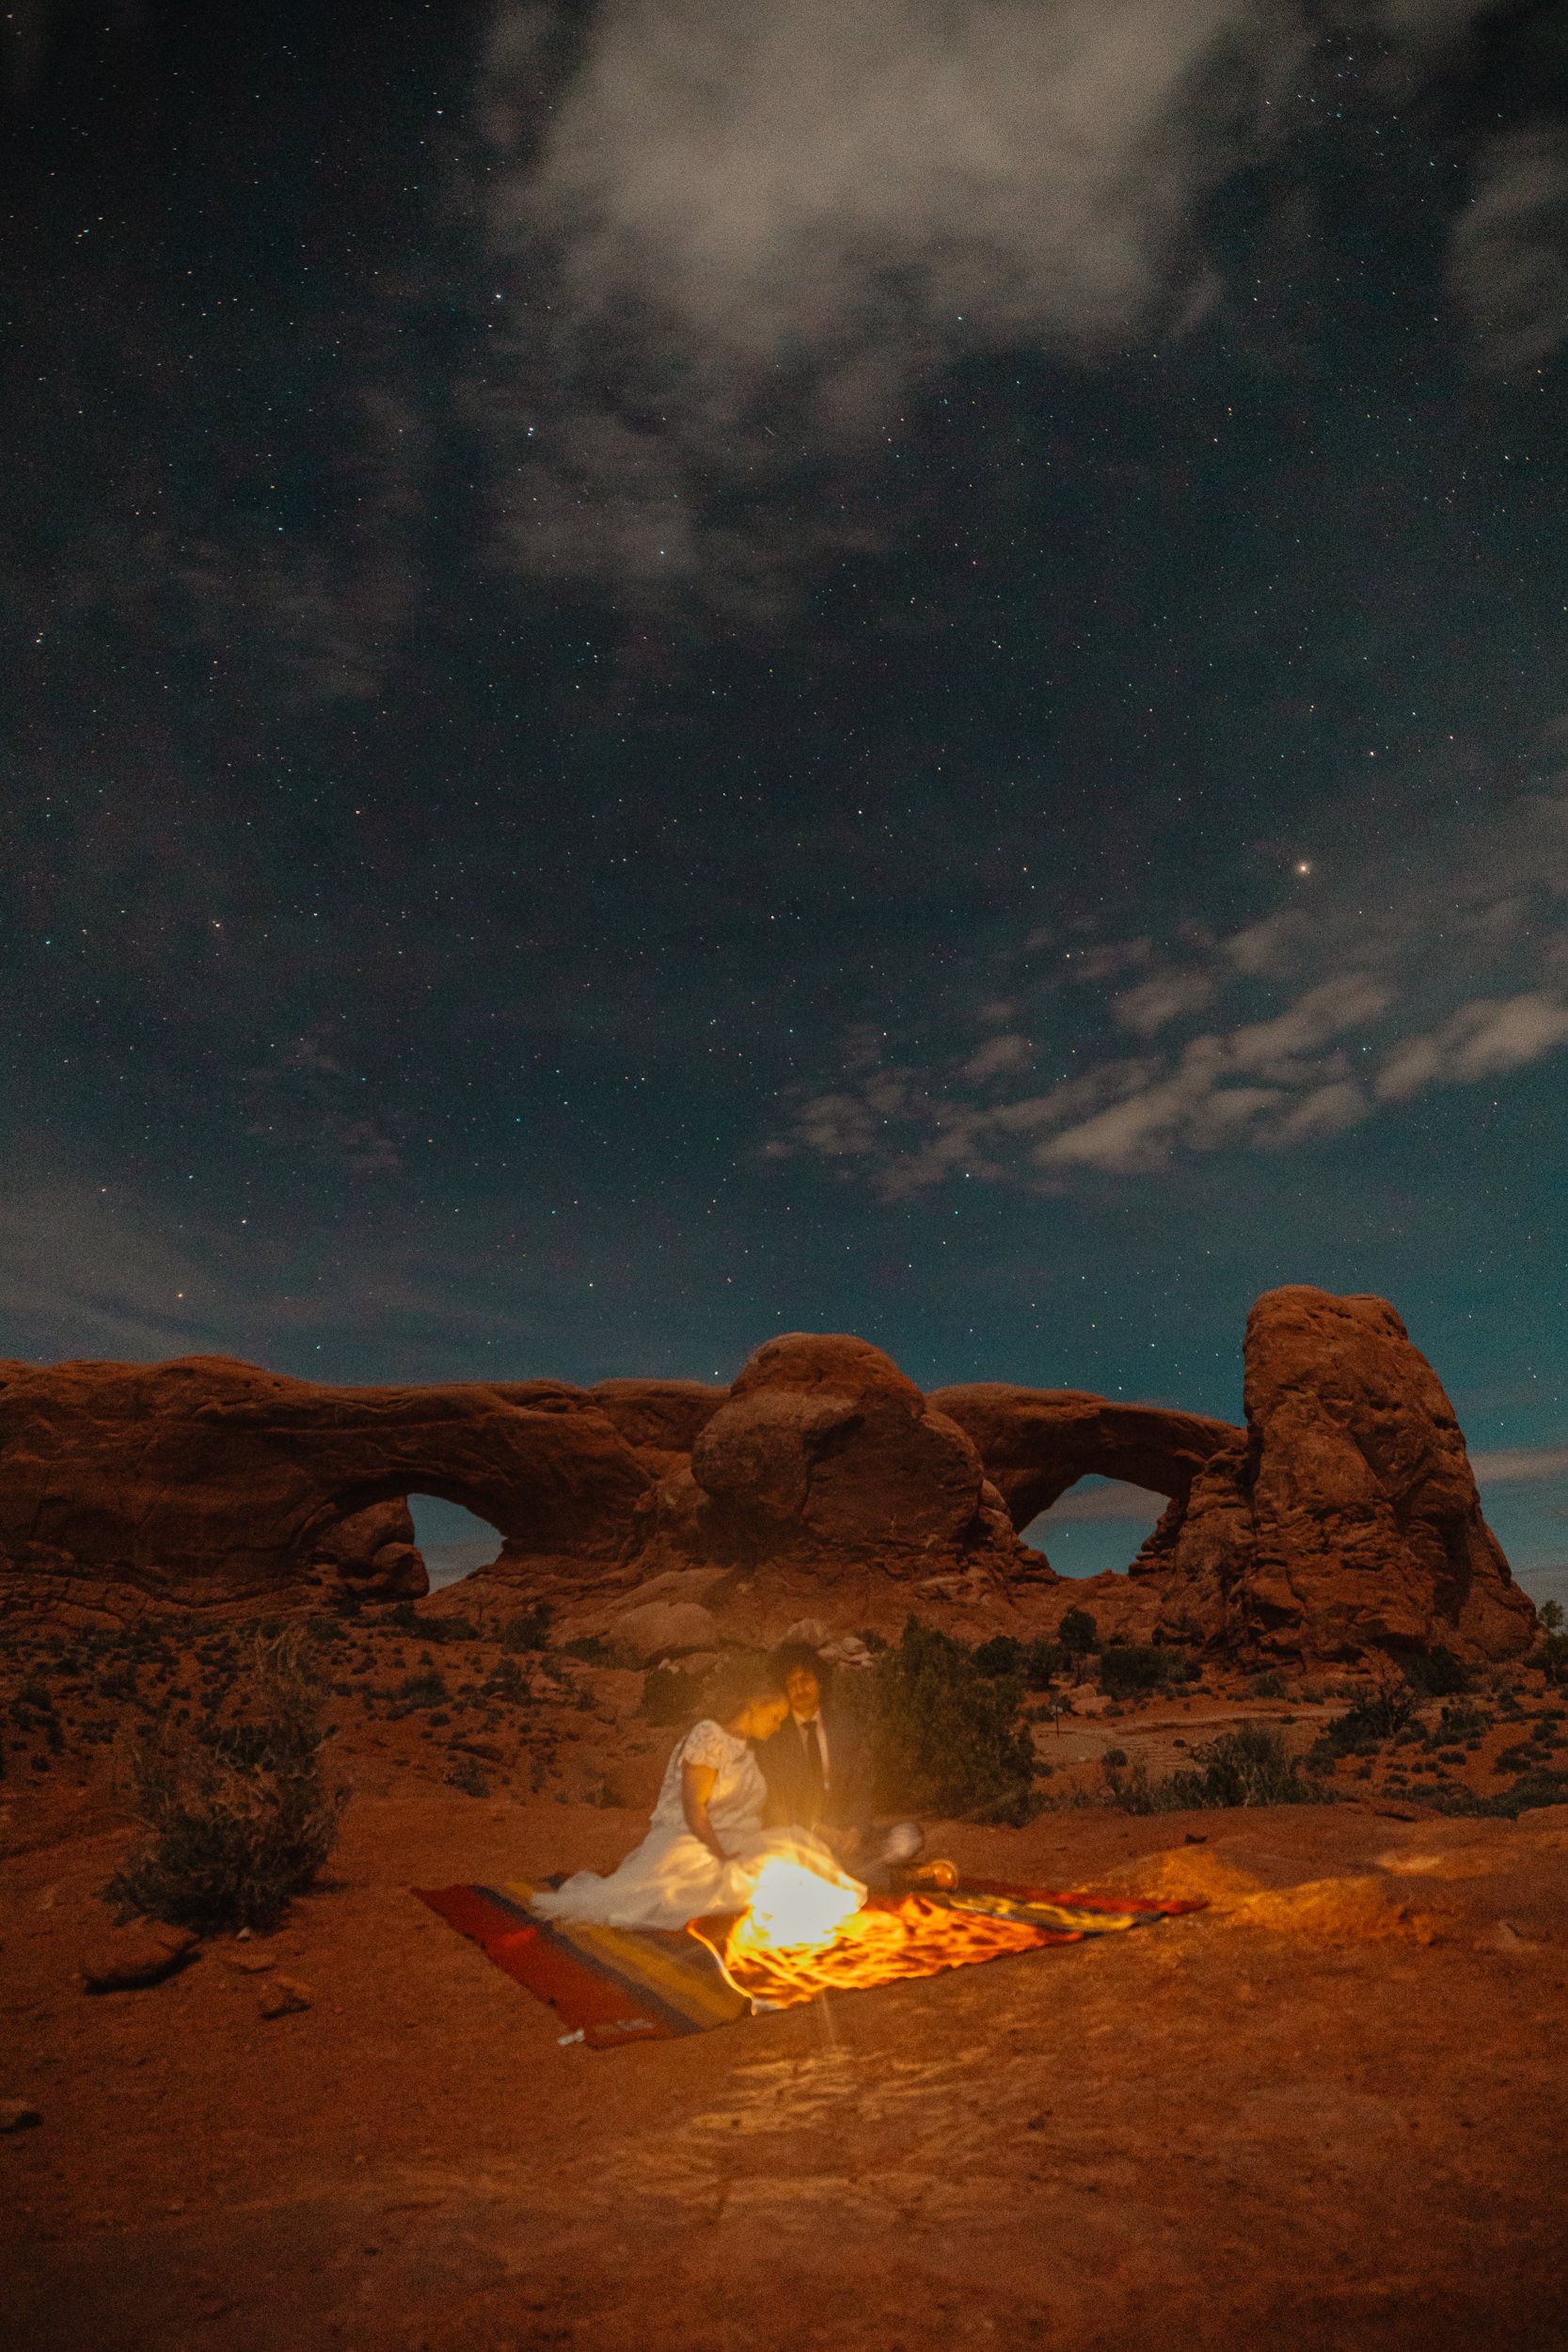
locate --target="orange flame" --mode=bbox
[697,1859,1076,2010]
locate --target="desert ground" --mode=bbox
[4,1609,1567,2352]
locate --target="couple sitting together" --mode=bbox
[532,1643,923,1932]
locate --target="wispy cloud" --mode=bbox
[1471,1442,1568,1486]
[474,0,1568,612]
[772,786,1568,1192]
[0,1179,219,1361]
[1449,122,1568,376]
[242,1028,403,1175]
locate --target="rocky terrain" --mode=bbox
[4,1610,1567,2352]
[2,1281,1557,2346]
[0,1287,1539,1669]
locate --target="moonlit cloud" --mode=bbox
[775,786,1568,1191]
[1449,123,1568,376]
[1471,1443,1568,1486]
[1375,992,1568,1103]
[475,0,1568,611]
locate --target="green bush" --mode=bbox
[1534,1600,1568,1688]
[1436,1698,1489,1741]
[1099,1645,1193,1699]
[1057,1608,1098,1656]
[104,1629,348,1934]
[1310,1683,1415,1764]
[1107,1725,1323,1814]
[499,1603,554,1653]
[865,1617,1037,1826]
[973,1634,1023,1679]
[561,1634,615,1664]
[446,1755,491,1799]
[974,1634,1063,1689]
[1404,1646,1471,1698]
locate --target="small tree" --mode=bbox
[867,1617,1037,1825]
[106,1629,348,1934]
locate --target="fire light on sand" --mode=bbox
[698,1856,1127,2010]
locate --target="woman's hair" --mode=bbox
[704,1650,785,1724]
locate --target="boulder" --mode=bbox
[80,1922,198,1993]
[688,1334,1019,1577]
[608,1599,722,1661]
[258,1976,313,2020]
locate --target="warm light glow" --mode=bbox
[707,1889,1075,2010]
[743,1856,863,1948]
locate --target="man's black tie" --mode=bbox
[800,1717,825,1815]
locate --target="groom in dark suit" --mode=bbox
[756,1641,923,1886]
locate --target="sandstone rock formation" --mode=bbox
[566,1334,1034,1658]
[0,1356,720,1626]
[927,1385,1239,1531]
[0,1290,1537,1663]
[996,1287,1535,1664]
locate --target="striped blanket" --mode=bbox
[415,1877,1198,2050]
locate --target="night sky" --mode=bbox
[4,2,1566,1591]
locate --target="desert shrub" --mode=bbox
[446,1755,490,1798]
[865,1617,1037,1826]
[1107,1725,1322,1814]
[974,1634,1023,1680]
[974,1634,1063,1689]
[561,1634,615,1664]
[641,1665,699,1724]
[104,1629,348,1933]
[431,1614,480,1645]
[1310,1684,1415,1764]
[1249,1671,1287,1700]
[1534,1601,1568,1688]
[973,1637,1071,1693]
[499,1603,554,1653]
[1437,1699,1489,1741]
[1099,1645,1193,1700]
[396,1669,448,1708]
[1427,1764,1568,1820]
[482,1657,531,1704]
[1057,1608,1098,1656]
[1404,1646,1471,1698]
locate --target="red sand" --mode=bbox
[4,1629,1568,2350]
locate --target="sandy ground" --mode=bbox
[4,1620,1568,2351]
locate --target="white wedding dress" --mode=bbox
[531,1718,863,1931]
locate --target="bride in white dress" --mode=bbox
[531,1660,863,1931]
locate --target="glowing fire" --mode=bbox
[699,1857,1082,2010]
[741,1857,863,1949]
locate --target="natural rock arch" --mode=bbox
[927,1385,1241,1533]
[0,1291,1539,1663]
[0,1356,722,1625]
